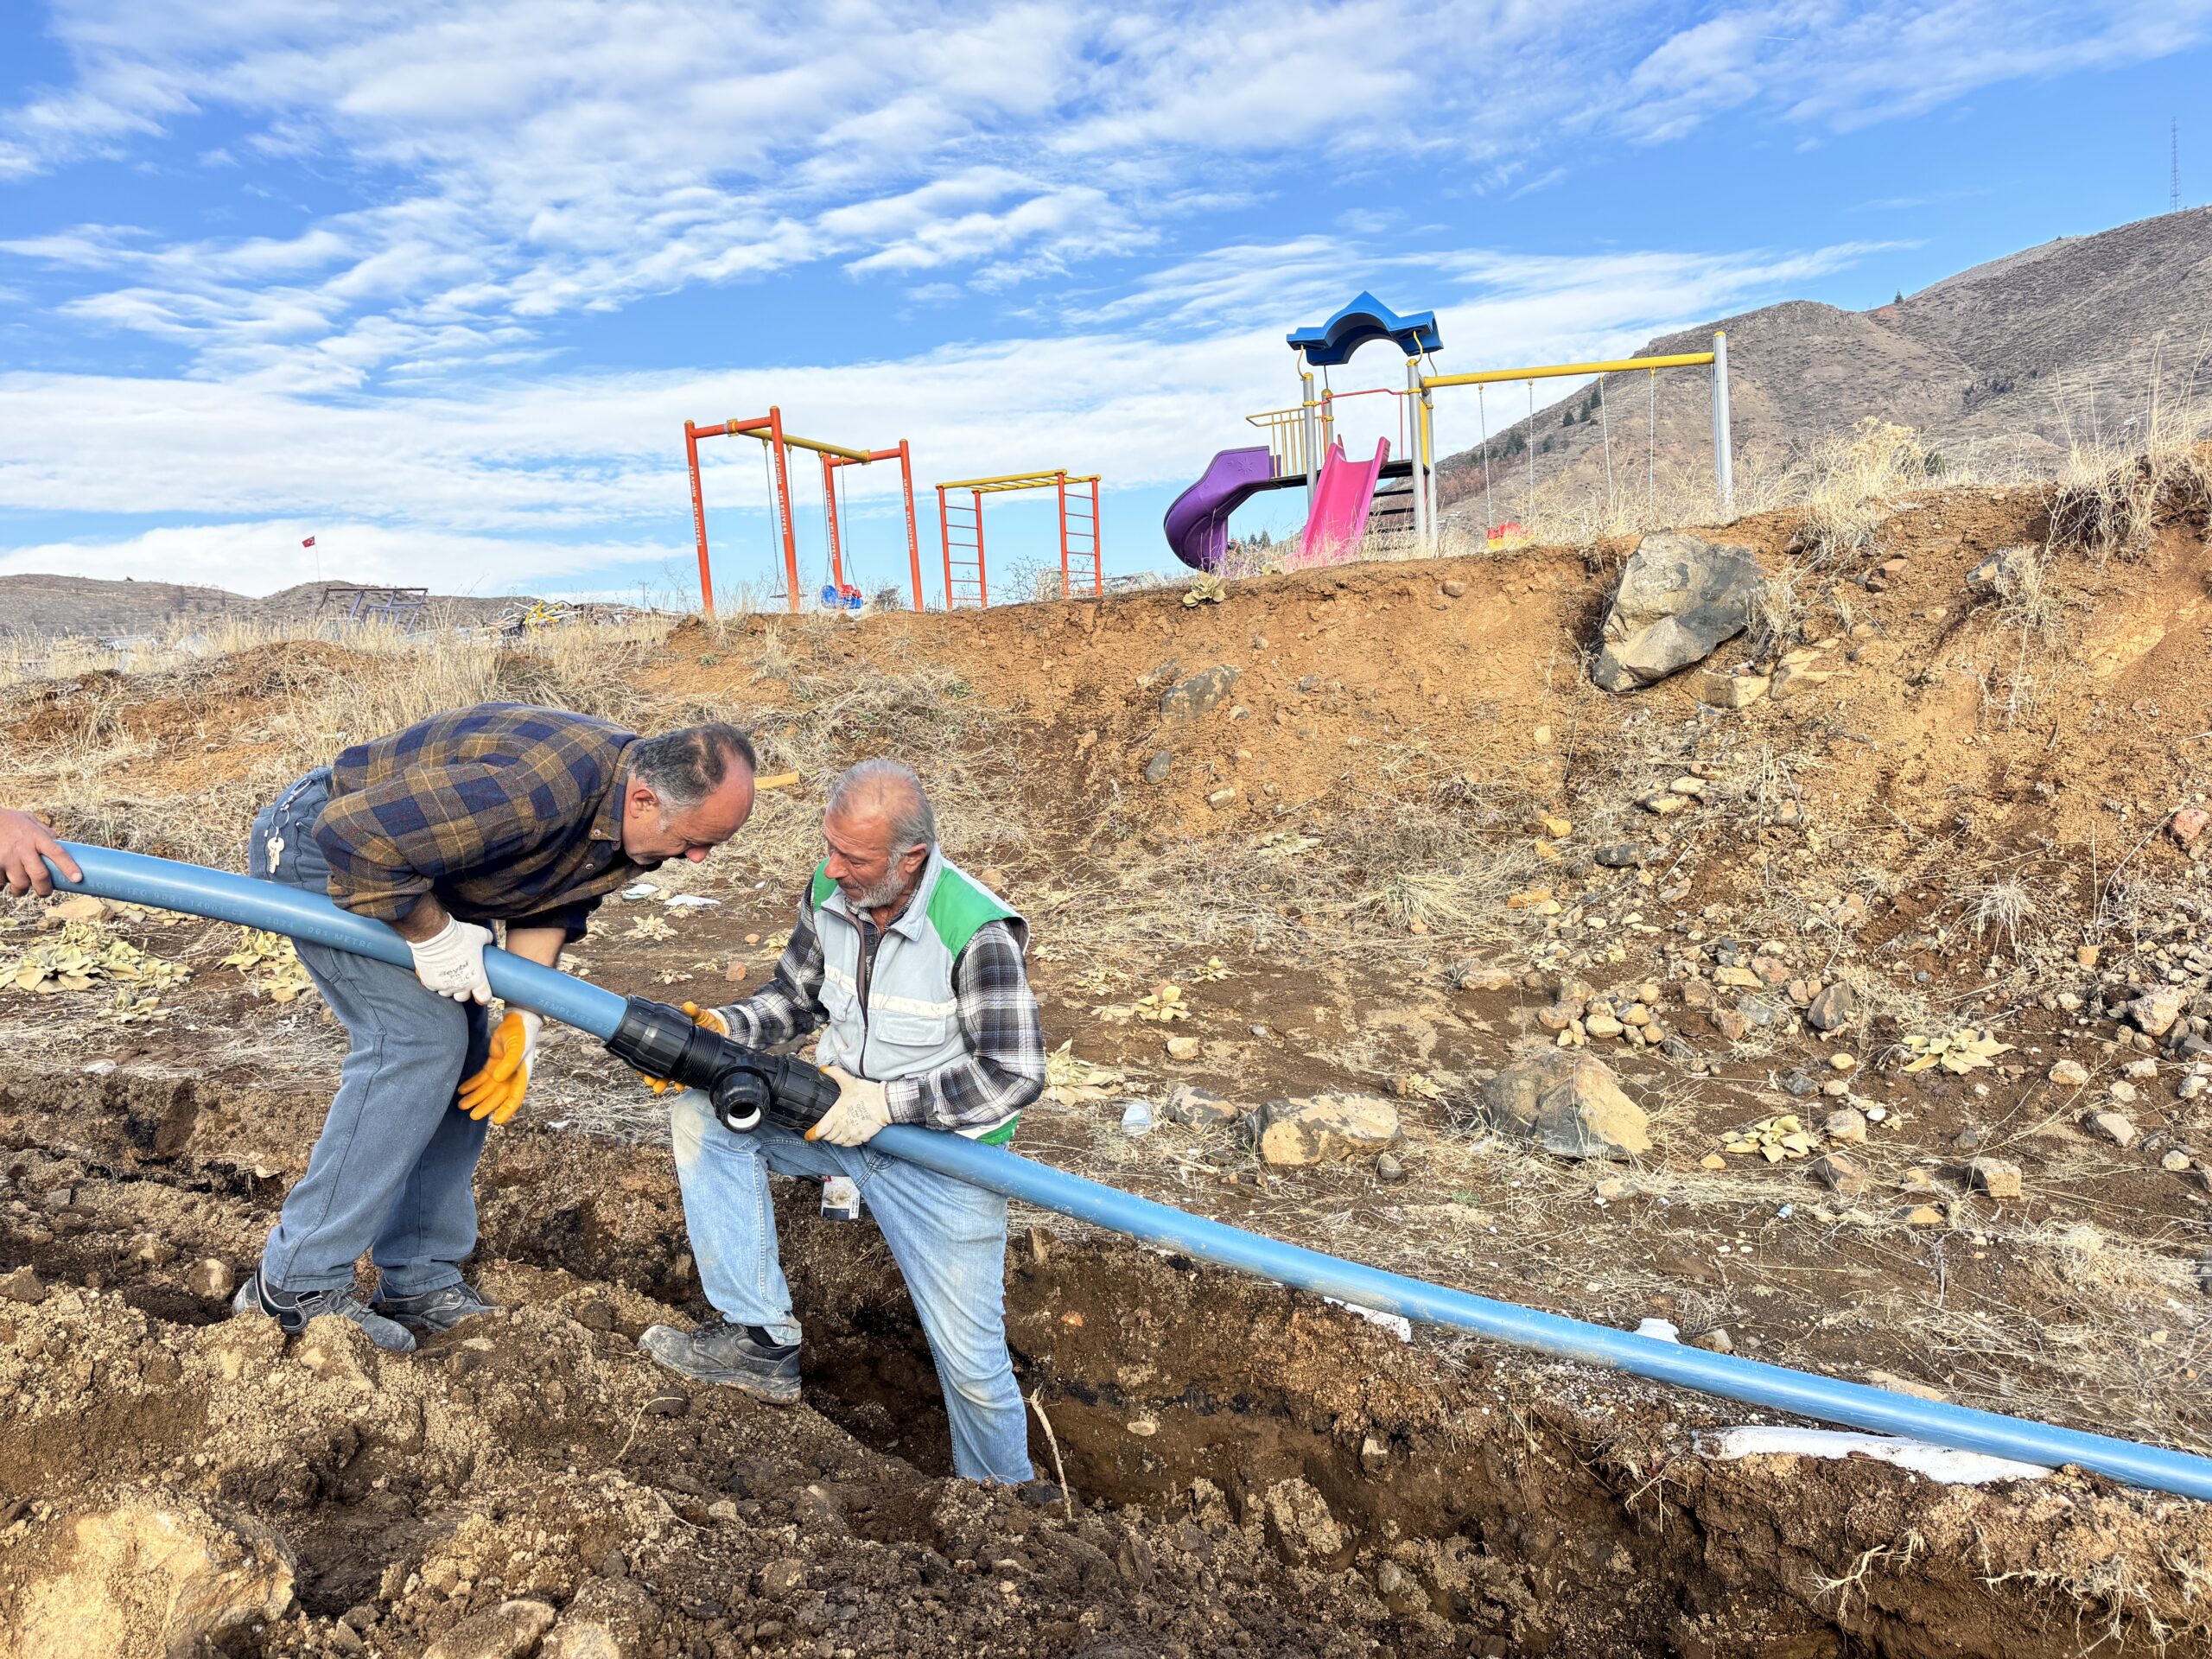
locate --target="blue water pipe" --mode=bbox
[44,842,2212,1503]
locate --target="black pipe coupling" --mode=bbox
[603,996,842,1135]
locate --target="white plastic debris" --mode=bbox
[662,893,721,908]
[1699,1427,2050,1484]
[620,882,659,901]
[1634,1318,1681,1343]
[1325,1299,1414,1343]
[1119,1099,1154,1136]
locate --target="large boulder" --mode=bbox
[1477,1051,1651,1160]
[1592,532,1766,693]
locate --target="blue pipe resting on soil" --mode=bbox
[44,842,2212,1503]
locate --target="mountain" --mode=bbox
[1435,206,2212,517]
[0,575,540,642]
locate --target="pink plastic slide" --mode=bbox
[1293,436,1389,568]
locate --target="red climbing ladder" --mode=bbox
[1058,473,1102,600]
[938,488,988,609]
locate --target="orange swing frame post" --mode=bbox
[931,469,1103,610]
[683,409,924,617]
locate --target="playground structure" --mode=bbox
[1162,292,1736,571]
[934,470,1102,611]
[683,410,923,618]
[315,585,430,632]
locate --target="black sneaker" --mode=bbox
[230,1268,416,1353]
[370,1281,498,1337]
[639,1319,801,1405]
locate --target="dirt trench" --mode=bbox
[7,1070,2209,1658]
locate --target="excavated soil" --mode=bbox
[5,473,2212,1655]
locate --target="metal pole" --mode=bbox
[766,406,800,613]
[1298,360,1319,509]
[1090,475,1102,596]
[899,441,923,613]
[821,452,845,597]
[1056,470,1071,602]
[1421,390,1438,542]
[1711,329,1735,516]
[683,422,715,620]
[973,488,988,607]
[1405,356,1427,548]
[937,485,954,613]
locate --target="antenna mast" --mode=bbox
[2174,118,2182,213]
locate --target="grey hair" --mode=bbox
[827,758,937,854]
[627,722,757,811]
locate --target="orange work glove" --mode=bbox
[457,1009,543,1125]
[643,1001,730,1094]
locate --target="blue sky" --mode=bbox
[3,0,2209,607]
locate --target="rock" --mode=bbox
[45,893,109,925]
[1261,1478,1344,1562]
[1899,1204,1947,1226]
[1640,792,1689,816]
[1591,531,1766,693]
[1165,1084,1239,1129]
[2107,1080,2139,1105]
[1967,1157,2022,1198]
[2129,988,2184,1037]
[0,1264,48,1304]
[1164,1035,1202,1062]
[186,1258,233,1300]
[1143,751,1173,784]
[1693,1328,1735,1354]
[2163,1148,2194,1172]
[1805,982,1859,1033]
[542,1621,624,1659]
[1828,1052,1857,1072]
[1824,1107,1867,1143]
[1809,1152,1869,1197]
[1584,1013,1625,1039]
[1440,579,1466,599]
[1375,1152,1407,1183]
[1866,1370,1948,1402]
[1594,842,1648,868]
[1708,1007,1751,1043]
[424,1600,560,1659]
[1204,787,1237,809]
[759,1559,807,1598]
[2171,806,2209,849]
[10,1498,296,1659]
[1255,1093,1402,1166]
[1965,544,2036,599]
[1159,666,1241,721]
[1451,963,1516,993]
[1375,1559,1428,1616]
[1694,670,1770,709]
[1476,1050,1651,1160]
[2049,1058,2091,1086]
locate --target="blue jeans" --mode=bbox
[248,770,492,1297]
[669,1091,1033,1484]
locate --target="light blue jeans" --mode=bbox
[248,771,493,1297]
[669,1090,1033,1484]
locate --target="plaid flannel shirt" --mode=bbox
[312,702,645,938]
[719,883,1046,1135]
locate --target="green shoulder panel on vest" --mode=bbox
[926,866,1017,957]
[809,861,836,910]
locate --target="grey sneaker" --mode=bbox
[231,1268,416,1353]
[639,1319,801,1405]
[371,1281,498,1337]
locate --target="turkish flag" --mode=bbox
[301,536,316,548]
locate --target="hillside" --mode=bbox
[0,574,539,642]
[1437,207,2212,518]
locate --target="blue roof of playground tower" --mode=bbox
[1286,292,1443,365]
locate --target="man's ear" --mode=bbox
[626,780,658,818]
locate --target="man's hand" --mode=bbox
[0,810,80,899]
[808,1065,891,1146]
[458,1010,542,1125]
[407,916,494,1002]
[642,1001,729,1094]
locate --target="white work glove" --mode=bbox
[408,917,495,1003]
[808,1066,893,1146]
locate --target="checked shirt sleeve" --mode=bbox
[716,890,828,1047]
[885,919,1046,1134]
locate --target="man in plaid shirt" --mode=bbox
[233,703,760,1354]
[641,759,1047,1486]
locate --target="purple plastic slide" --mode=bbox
[1293,436,1389,568]
[1161,445,1283,571]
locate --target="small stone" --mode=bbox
[1667,775,1708,798]
[1440,579,1466,599]
[1693,1328,1735,1354]
[1262,1477,1345,1562]
[759,1559,807,1597]
[1592,1176,1630,1201]
[1205,786,1237,809]
[1476,1050,1651,1160]
[1828,1053,1856,1071]
[1640,792,1689,816]
[1966,1157,2022,1198]
[1584,1013,1625,1039]
[2164,1148,2193,1173]
[1900,1204,1947,1226]
[1595,842,1649,868]
[2129,988,2184,1038]
[1165,1084,1239,1129]
[2076,944,2101,969]
[1376,1153,1408,1184]
[1695,670,1770,709]
[2049,1058,2091,1086]
[1256,1093,1402,1166]
[2108,1080,2139,1106]
[1821,1079,1851,1097]
[2088,1111,2139,1147]
[1709,1007,1751,1043]
[1806,982,1859,1033]
[0,1266,46,1305]
[1824,1108,1867,1142]
[1143,751,1174,785]
[1452,964,1516,993]
[186,1258,233,1300]
[1810,1153,1868,1196]
[1165,1035,1202,1061]
[1699,1154,1727,1170]
[2170,806,2209,849]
